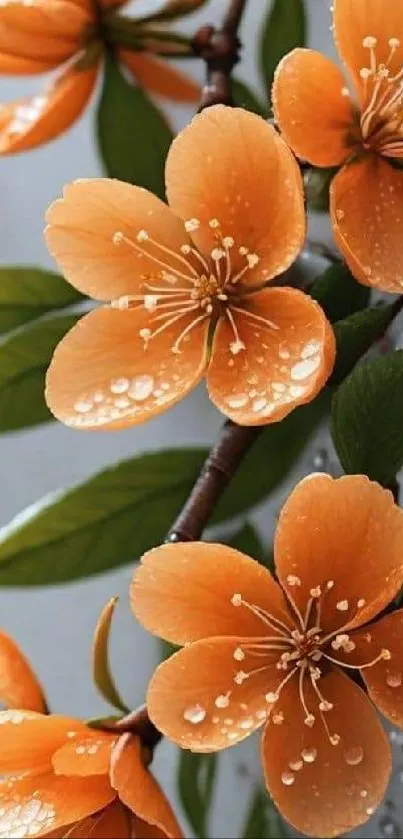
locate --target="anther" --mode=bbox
[304,714,315,727]
[363,36,377,48]
[209,218,220,228]
[137,229,149,242]
[287,575,301,587]
[389,38,401,49]
[234,671,249,685]
[231,593,242,606]
[113,231,124,245]
[185,218,200,232]
[310,586,322,598]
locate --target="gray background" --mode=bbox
[0,1,401,836]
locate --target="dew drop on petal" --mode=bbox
[387,672,402,688]
[301,747,317,763]
[183,705,206,724]
[344,745,364,766]
[110,377,130,394]
[226,395,248,409]
[128,375,154,402]
[281,771,295,786]
[290,357,321,381]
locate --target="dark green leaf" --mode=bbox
[0,395,328,585]
[178,751,217,839]
[232,78,267,116]
[304,166,338,213]
[309,262,371,323]
[242,788,287,839]
[97,56,173,198]
[260,0,306,95]
[332,350,403,484]
[0,267,83,335]
[92,597,130,714]
[331,302,398,385]
[227,522,265,561]
[0,313,79,433]
[226,522,274,568]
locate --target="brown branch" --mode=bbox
[192,0,248,109]
[168,423,261,542]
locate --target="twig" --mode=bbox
[192,0,248,108]
[168,423,261,542]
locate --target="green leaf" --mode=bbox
[332,350,403,485]
[0,313,79,433]
[232,78,267,116]
[97,56,173,198]
[227,522,265,561]
[260,0,306,95]
[178,751,217,839]
[0,267,83,335]
[309,262,371,323]
[92,597,130,714]
[0,395,327,585]
[242,788,287,839]
[331,301,398,385]
[304,166,338,213]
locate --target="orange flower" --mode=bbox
[0,629,46,713]
[0,713,182,838]
[44,105,335,430]
[273,0,403,293]
[0,0,200,155]
[131,474,403,838]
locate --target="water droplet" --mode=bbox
[74,400,92,414]
[252,397,268,413]
[128,374,154,402]
[289,385,305,398]
[344,745,364,766]
[289,759,303,771]
[301,340,321,359]
[110,377,130,394]
[290,357,320,381]
[239,718,254,730]
[183,705,206,725]
[215,694,230,709]
[226,395,248,409]
[301,747,317,763]
[281,771,295,786]
[387,672,402,688]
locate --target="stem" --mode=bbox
[193,0,249,109]
[168,422,262,542]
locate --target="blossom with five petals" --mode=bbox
[0,712,182,838]
[0,0,200,155]
[273,0,403,293]
[131,474,403,838]
[44,105,335,430]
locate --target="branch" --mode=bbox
[168,423,261,542]
[192,0,248,108]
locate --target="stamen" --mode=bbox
[113,231,197,283]
[310,668,333,712]
[229,305,280,332]
[266,666,299,705]
[230,595,292,639]
[322,649,391,671]
[140,306,198,347]
[171,313,210,354]
[278,579,306,633]
[298,664,315,726]
[225,308,246,356]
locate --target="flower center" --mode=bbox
[359,35,403,157]
[227,579,391,746]
[111,218,276,356]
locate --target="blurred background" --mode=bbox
[0,1,401,836]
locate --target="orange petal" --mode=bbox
[0,771,115,839]
[0,53,57,74]
[333,0,403,100]
[53,732,117,777]
[272,48,355,166]
[46,306,209,430]
[134,816,172,839]
[206,288,335,426]
[111,735,183,838]
[166,105,305,287]
[330,156,403,293]
[146,638,283,752]
[56,802,131,838]
[45,178,195,301]
[120,52,200,103]
[274,474,403,635]
[0,630,46,712]
[0,710,88,773]
[0,1,88,65]
[349,610,403,728]
[131,541,292,645]
[0,65,98,156]
[262,667,391,838]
